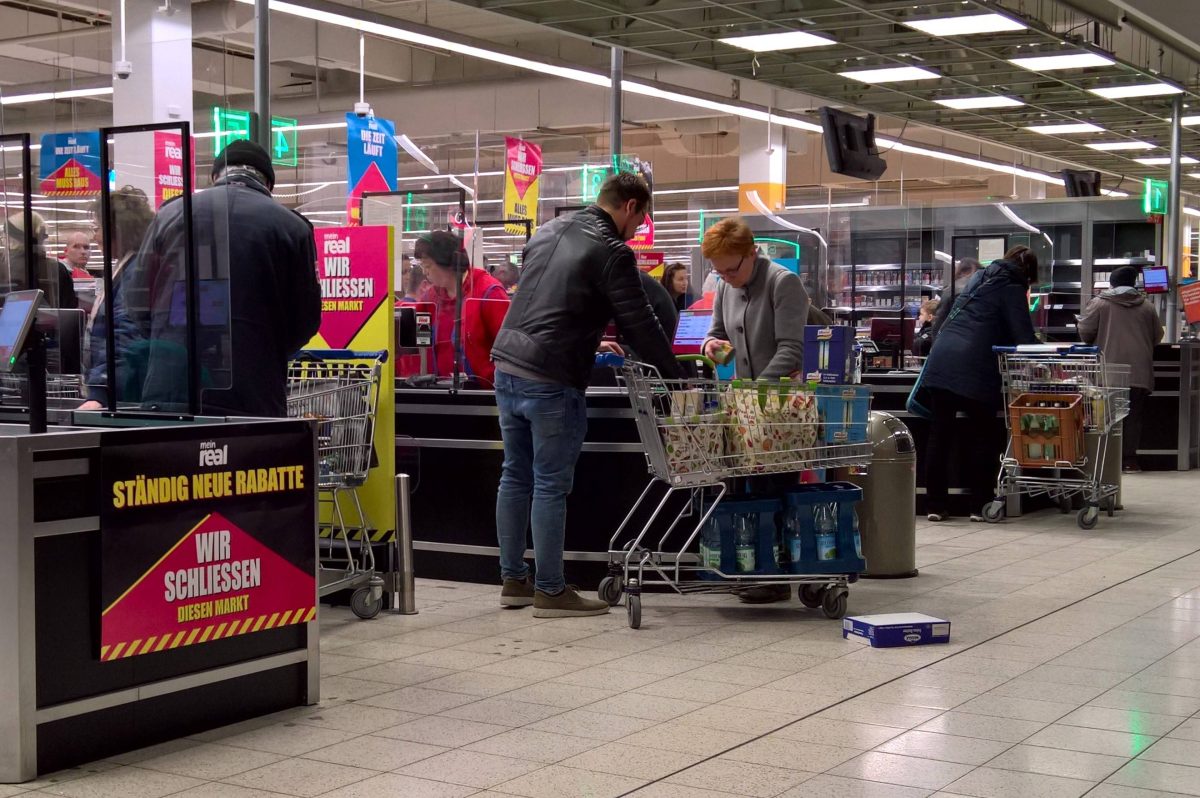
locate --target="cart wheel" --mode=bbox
[1057,496,1072,514]
[821,588,848,620]
[798,584,824,609]
[598,576,624,606]
[350,587,383,619]
[1078,506,1100,531]
[1104,496,1117,517]
[627,592,642,629]
[982,501,1005,524]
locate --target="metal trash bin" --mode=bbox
[848,411,918,578]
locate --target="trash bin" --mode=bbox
[848,411,918,578]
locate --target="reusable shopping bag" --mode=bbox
[660,388,725,476]
[723,380,818,470]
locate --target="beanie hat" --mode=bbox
[211,139,275,190]
[414,230,468,272]
[1110,265,1139,288]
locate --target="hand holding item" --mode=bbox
[704,338,734,365]
[597,340,625,357]
[78,400,103,410]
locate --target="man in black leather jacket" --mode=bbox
[491,173,680,617]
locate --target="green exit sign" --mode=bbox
[211,107,298,167]
[580,164,610,204]
[1143,178,1169,216]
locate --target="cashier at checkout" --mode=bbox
[700,217,810,378]
[414,231,510,387]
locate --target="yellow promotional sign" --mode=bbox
[306,225,397,542]
[504,136,542,235]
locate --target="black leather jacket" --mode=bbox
[492,206,681,389]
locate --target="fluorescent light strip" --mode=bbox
[1025,123,1105,135]
[905,13,1026,37]
[1009,52,1115,71]
[935,96,1024,110]
[1090,83,1183,99]
[654,186,738,195]
[0,86,114,105]
[622,81,823,133]
[1182,117,1200,126]
[1086,141,1154,151]
[719,30,835,52]
[1134,156,1199,165]
[838,66,940,83]
[785,200,871,210]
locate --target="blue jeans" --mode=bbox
[494,370,588,594]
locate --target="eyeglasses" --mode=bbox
[713,256,746,279]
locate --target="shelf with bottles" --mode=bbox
[838,284,941,293]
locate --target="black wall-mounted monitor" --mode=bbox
[1061,169,1102,197]
[0,290,43,372]
[820,107,888,181]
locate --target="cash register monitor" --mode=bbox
[0,290,43,372]
[869,317,915,349]
[673,309,712,355]
[1142,266,1169,295]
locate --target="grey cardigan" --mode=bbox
[704,256,810,379]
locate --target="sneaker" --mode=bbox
[970,514,985,523]
[737,584,792,604]
[532,586,609,618]
[927,512,947,522]
[1122,464,1142,474]
[500,575,535,608]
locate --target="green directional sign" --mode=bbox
[581,164,610,204]
[1143,178,1169,216]
[211,107,298,167]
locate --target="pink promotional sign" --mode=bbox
[153,132,192,209]
[503,136,542,233]
[311,225,391,350]
[628,214,655,250]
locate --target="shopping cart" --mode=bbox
[0,373,83,402]
[983,345,1130,530]
[286,349,388,619]
[598,354,873,628]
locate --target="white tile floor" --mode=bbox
[21,470,1200,797]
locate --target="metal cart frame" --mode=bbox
[984,345,1130,530]
[287,349,388,618]
[598,356,872,628]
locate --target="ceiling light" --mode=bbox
[1181,116,1200,126]
[1187,173,1200,179]
[0,86,114,105]
[935,96,1024,110]
[839,66,940,83]
[720,30,835,51]
[1134,156,1198,165]
[1024,122,1105,134]
[1090,83,1183,99]
[904,13,1026,37]
[1085,141,1154,151]
[1009,52,1115,71]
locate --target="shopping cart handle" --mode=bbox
[992,345,1098,354]
[296,349,390,363]
[595,352,626,368]
[677,354,717,369]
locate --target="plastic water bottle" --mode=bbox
[851,506,863,559]
[815,504,838,561]
[785,513,803,567]
[700,517,721,570]
[735,514,757,573]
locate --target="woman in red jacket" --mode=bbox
[414,231,510,386]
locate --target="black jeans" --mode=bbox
[1123,387,1152,466]
[925,387,1003,516]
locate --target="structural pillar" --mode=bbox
[738,117,786,214]
[610,48,623,160]
[1167,96,1184,342]
[254,0,271,149]
[111,0,193,199]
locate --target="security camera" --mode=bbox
[114,60,133,80]
[353,101,371,119]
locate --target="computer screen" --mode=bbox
[673,310,711,354]
[168,280,231,327]
[1143,266,1169,295]
[0,290,42,372]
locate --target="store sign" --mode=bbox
[628,214,655,250]
[1181,281,1200,325]
[346,114,397,227]
[99,428,316,661]
[152,131,194,209]
[38,132,102,196]
[581,164,610,204]
[1143,178,1169,216]
[306,225,397,543]
[504,136,542,234]
[210,107,298,166]
[636,251,664,277]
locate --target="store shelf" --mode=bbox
[842,284,941,292]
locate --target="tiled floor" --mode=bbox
[20,470,1200,797]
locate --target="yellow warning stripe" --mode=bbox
[100,605,315,661]
[317,527,396,542]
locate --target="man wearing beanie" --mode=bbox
[120,139,321,416]
[1078,265,1163,472]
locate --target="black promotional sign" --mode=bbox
[100,425,316,662]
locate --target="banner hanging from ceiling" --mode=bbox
[503,136,542,235]
[346,114,397,227]
[39,132,102,196]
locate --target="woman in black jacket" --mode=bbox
[921,246,1039,521]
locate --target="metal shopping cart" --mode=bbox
[598,354,873,628]
[0,373,82,402]
[286,349,388,619]
[983,345,1130,530]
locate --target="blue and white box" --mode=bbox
[843,613,951,648]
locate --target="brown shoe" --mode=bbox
[500,575,535,608]
[532,586,609,618]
